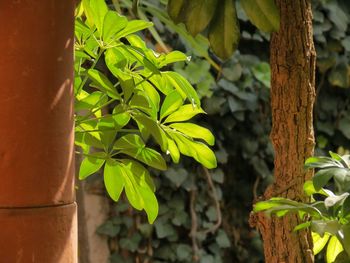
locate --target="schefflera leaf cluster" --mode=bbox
[74,0,217,223]
[167,0,280,60]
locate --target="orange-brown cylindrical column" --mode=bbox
[0,1,77,262]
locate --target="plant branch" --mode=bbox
[189,184,199,262]
[199,166,222,235]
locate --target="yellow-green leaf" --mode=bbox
[326,235,344,263]
[170,122,215,146]
[312,231,330,255]
[104,159,124,202]
[79,152,106,180]
[164,104,205,124]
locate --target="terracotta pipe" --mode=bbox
[0,0,77,262]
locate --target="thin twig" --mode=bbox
[199,166,222,235]
[189,186,199,262]
[252,176,260,201]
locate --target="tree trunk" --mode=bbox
[254,1,316,262]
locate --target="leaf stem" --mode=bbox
[76,48,105,95]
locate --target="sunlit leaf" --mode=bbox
[79,152,106,179]
[312,231,331,255]
[104,159,125,201]
[159,51,190,68]
[103,11,128,43]
[170,122,215,146]
[133,114,168,152]
[114,134,167,170]
[160,90,184,120]
[326,236,344,263]
[163,71,200,107]
[87,69,120,99]
[90,0,108,35]
[164,104,205,124]
[115,20,153,39]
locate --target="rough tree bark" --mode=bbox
[252,1,316,262]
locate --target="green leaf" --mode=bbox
[215,230,231,248]
[167,0,187,24]
[305,156,342,169]
[165,167,188,187]
[341,196,350,217]
[240,0,280,32]
[172,133,217,169]
[159,51,190,68]
[75,18,93,43]
[254,199,285,212]
[90,0,108,35]
[189,141,217,169]
[76,127,105,150]
[121,45,160,74]
[114,134,145,150]
[253,197,323,217]
[184,0,218,36]
[115,20,153,39]
[121,160,158,223]
[82,0,95,29]
[339,225,350,257]
[169,122,215,146]
[312,220,341,237]
[105,47,127,74]
[294,221,311,232]
[139,80,160,117]
[339,117,350,140]
[166,138,180,163]
[154,221,176,238]
[313,168,337,191]
[148,74,174,95]
[303,180,328,196]
[96,220,120,237]
[251,62,271,88]
[164,104,205,124]
[119,164,143,210]
[312,231,331,255]
[163,71,201,107]
[327,236,344,263]
[329,151,350,168]
[112,107,131,128]
[160,90,184,120]
[87,69,120,99]
[133,114,168,152]
[121,159,156,192]
[79,152,106,179]
[208,0,240,60]
[75,91,107,117]
[137,186,159,224]
[129,93,152,114]
[114,134,167,170]
[97,115,118,146]
[104,159,125,201]
[103,11,128,43]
